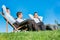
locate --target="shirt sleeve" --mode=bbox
[38,16,43,21]
[29,14,34,19]
[2,5,6,14]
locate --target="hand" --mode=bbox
[2,5,6,9]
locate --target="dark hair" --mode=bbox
[17,12,22,17]
[6,7,9,9]
[34,12,38,15]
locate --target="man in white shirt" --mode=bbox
[29,12,46,30]
[16,12,28,30]
[2,5,16,24]
[16,12,24,23]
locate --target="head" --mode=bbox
[34,12,38,18]
[6,8,10,14]
[17,12,22,19]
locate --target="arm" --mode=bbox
[29,14,34,19]
[38,16,43,21]
[2,5,7,14]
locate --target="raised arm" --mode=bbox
[2,5,6,14]
[29,14,34,19]
[38,16,43,21]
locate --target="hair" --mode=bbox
[6,7,9,10]
[34,12,38,15]
[17,12,22,17]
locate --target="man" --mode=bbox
[2,5,39,31]
[2,5,16,25]
[16,12,24,23]
[16,12,28,30]
[29,12,46,30]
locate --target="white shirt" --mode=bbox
[29,14,43,23]
[2,5,16,24]
[16,18,24,23]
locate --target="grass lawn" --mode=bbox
[0,30,60,40]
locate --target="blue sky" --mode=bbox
[0,0,60,32]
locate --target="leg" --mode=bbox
[37,22,46,30]
[28,20,40,31]
[14,19,40,31]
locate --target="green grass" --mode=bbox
[0,30,60,40]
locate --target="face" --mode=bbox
[6,9,10,14]
[19,13,23,19]
[34,13,38,18]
